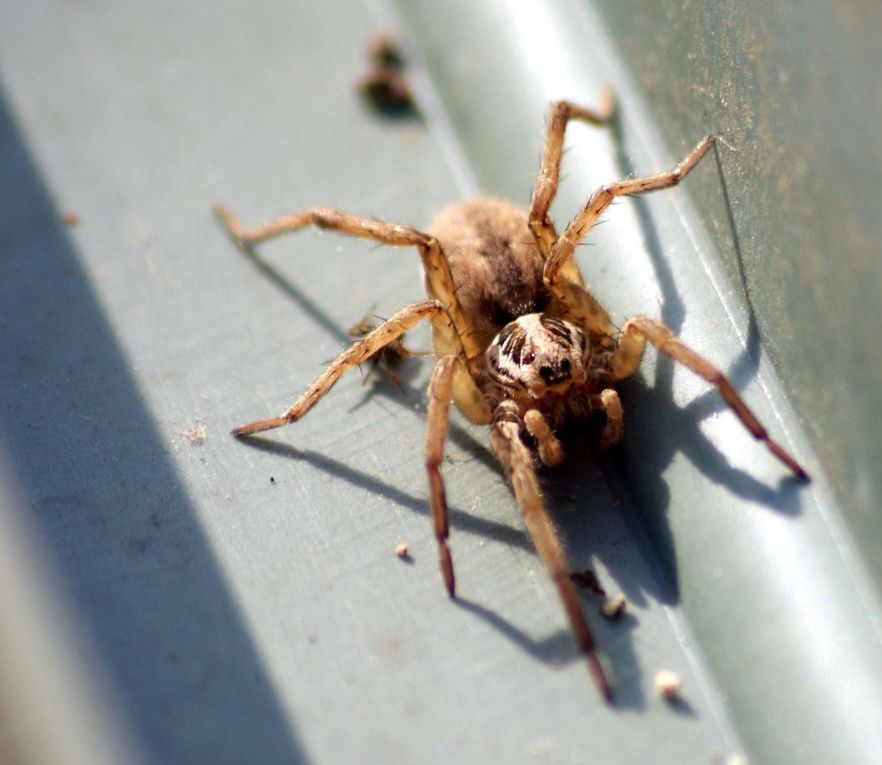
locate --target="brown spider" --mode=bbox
[214,89,808,702]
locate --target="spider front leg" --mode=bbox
[612,316,809,480]
[233,300,443,436]
[490,402,612,701]
[543,136,716,341]
[425,356,492,596]
[213,203,482,366]
[529,88,617,263]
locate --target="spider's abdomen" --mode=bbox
[429,198,549,352]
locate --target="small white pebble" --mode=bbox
[600,594,627,619]
[395,542,409,559]
[654,669,682,700]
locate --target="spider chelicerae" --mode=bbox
[214,89,808,701]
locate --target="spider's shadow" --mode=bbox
[239,432,655,707]
[227,118,807,707]
[237,435,526,553]
[602,114,807,601]
[233,239,660,706]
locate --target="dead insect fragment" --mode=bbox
[357,33,417,116]
[347,311,418,389]
[367,33,406,69]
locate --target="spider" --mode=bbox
[214,89,808,702]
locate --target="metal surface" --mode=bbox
[0,1,879,764]
[592,0,882,588]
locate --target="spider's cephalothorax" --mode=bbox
[487,314,589,398]
[216,89,809,703]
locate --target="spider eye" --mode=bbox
[539,365,553,380]
[560,359,571,373]
[523,351,536,364]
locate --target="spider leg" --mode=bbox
[529,88,616,264]
[612,316,809,480]
[426,356,492,597]
[524,409,564,466]
[490,403,612,701]
[596,388,624,448]
[214,204,482,366]
[216,202,425,250]
[545,135,715,285]
[543,136,716,341]
[233,300,442,436]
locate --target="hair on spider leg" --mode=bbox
[216,93,809,704]
[712,134,737,154]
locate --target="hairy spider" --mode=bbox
[214,89,808,702]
